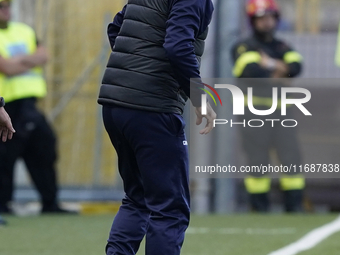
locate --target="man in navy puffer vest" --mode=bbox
[98,0,216,254]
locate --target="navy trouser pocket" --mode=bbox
[166,113,185,137]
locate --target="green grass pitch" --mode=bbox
[0,214,339,255]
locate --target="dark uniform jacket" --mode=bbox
[231,34,303,102]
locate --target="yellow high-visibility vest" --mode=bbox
[336,22,340,67]
[244,175,305,194]
[0,22,46,103]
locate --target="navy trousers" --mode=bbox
[102,105,190,255]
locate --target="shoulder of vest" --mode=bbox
[9,22,35,34]
[232,37,257,53]
[276,38,295,51]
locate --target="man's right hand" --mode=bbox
[21,46,48,68]
[195,102,217,135]
[0,107,15,142]
[0,46,48,77]
[260,51,288,78]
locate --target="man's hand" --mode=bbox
[260,51,288,78]
[195,102,217,135]
[21,46,48,68]
[0,46,48,77]
[0,107,15,142]
[271,60,289,78]
[260,51,275,70]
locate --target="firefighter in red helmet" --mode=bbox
[231,0,305,212]
[247,0,280,19]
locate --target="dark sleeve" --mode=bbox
[231,43,271,78]
[241,63,272,78]
[164,0,210,107]
[281,45,303,77]
[286,62,302,77]
[108,5,127,50]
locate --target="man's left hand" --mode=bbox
[0,107,15,142]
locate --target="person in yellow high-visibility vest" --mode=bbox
[231,0,305,212]
[0,0,73,214]
[336,21,340,67]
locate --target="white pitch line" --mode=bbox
[186,227,296,235]
[268,215,340,255]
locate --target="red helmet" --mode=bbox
[246,0,280,19]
